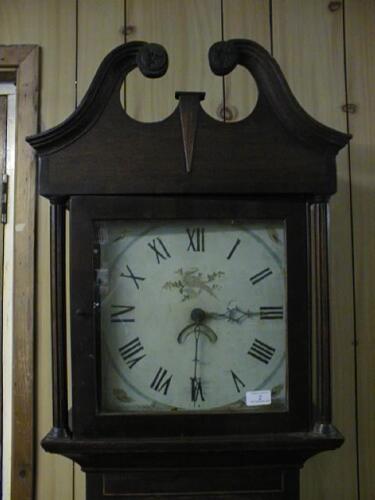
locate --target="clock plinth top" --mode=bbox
[27,39,350,198]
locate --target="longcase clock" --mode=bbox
[27,39,350,499]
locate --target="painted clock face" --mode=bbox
[95,220,288,413]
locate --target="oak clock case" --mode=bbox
[28,39,350,499]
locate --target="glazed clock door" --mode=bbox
[70,196,310,437]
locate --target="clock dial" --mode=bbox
[95,220,287,413]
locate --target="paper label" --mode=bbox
[246,390,272,406]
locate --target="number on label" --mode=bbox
[150,367,173,395]
[111,305,135,323]
[249,268,272,285]
[191,377,205,402]
[260,306,284,320]
[230,370,246,393]
[148,238,171,264]
[186,228,205,252]
[119,337,146,369]
[248,339,276,364]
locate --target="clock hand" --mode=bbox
[177,308,218,344]
[177,322,218,344]
[206,305,260,324]
[193,324,200,380]
[191,324,204,407]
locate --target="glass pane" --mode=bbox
[94,220,287,414]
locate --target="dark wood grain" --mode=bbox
[41,428,344,469]
[50,200,70,437]
[35,95,340,197]
[310,202,335,434]
[27,40,350,199]
[87,469,299,499]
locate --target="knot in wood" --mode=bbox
[328,1,342,12]
[209,41,238,76]
[136,43,168,79]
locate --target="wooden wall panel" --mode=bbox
[77,0,125,103]
[272,1,357,499]
[126,0,222,121]
[0,1,76,499]
[345,1,375,498]
[223,0,270,122]
[0,0,76,128]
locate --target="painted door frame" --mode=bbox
[0,45,39,500]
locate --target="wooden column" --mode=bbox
[50,199,70,436]
[311,201,333,431]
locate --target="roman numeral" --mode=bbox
[230,370,246,393]
[227,238,241,260]
[119,337,146,369]
[150,367,173,395]
[248,339,276,364]
[249,267,272,285]
[260,306,284,320]
[111,305,135,323]
[148,238,171,264]
[120,265,145,289]
[186,228,205,252]
[191,377,205,402]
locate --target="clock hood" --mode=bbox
[27,39,351,199]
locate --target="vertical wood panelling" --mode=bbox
[77,0,125,103]
[345,1,375,498]
[272,1,357,499]
[0,0,76,128]
[126,0,222,121]
[0,1,76,499]
[223,0,270,122]
[0,1,372,498]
